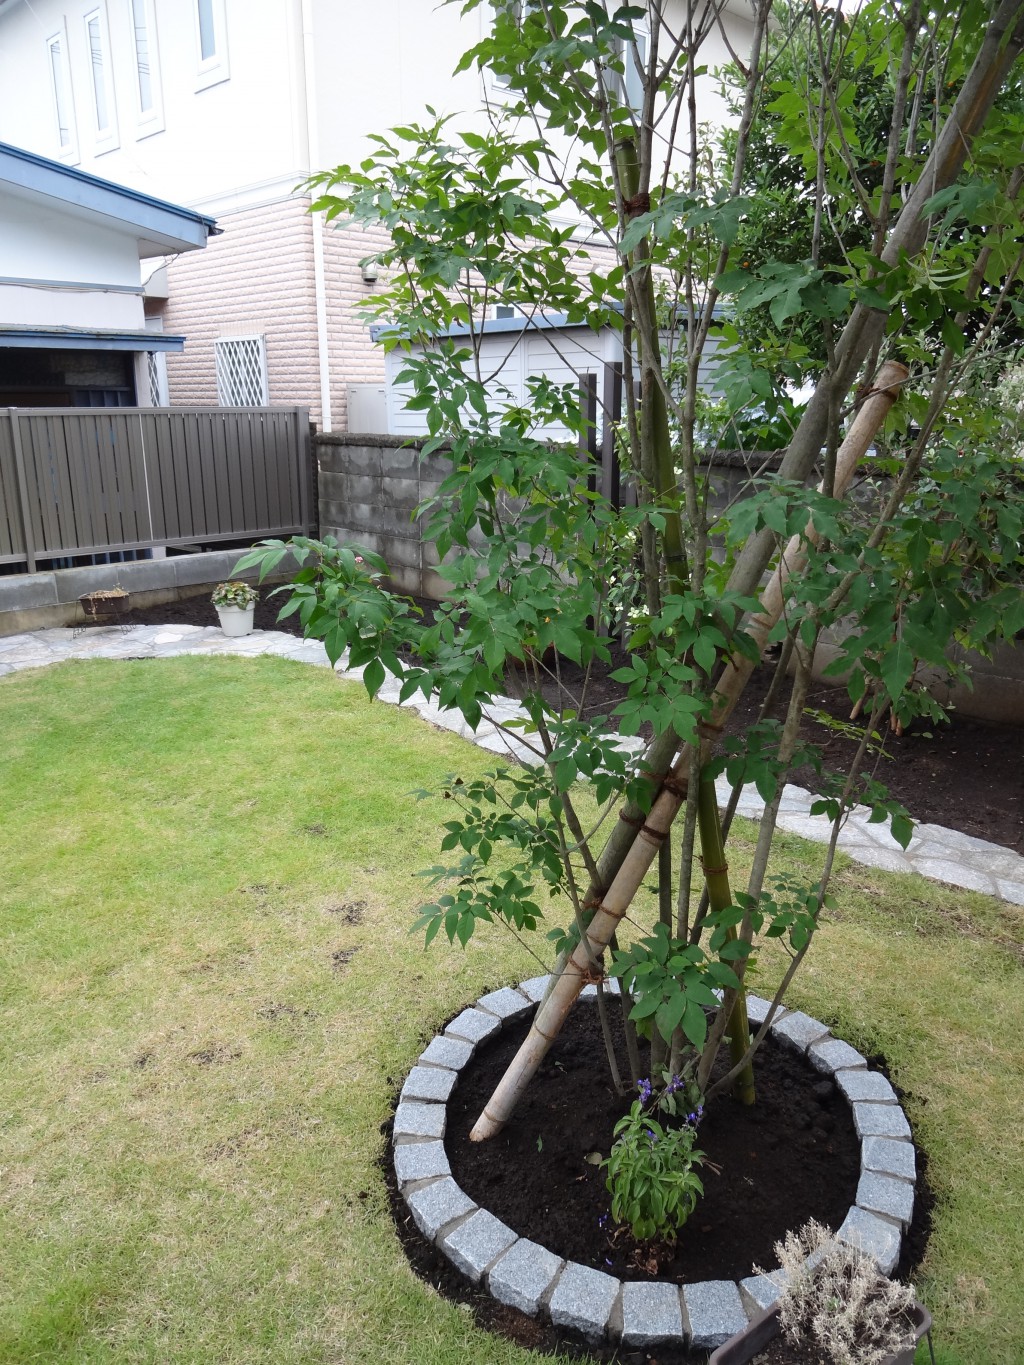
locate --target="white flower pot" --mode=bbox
[216,604,256,637]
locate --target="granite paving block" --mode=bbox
[861,1136,916,1181]
[620,1281,683,1347]
[745,995,784,1027]
[856,1171,915,1229]
[579,979,620,999]
[771,1010,830,1054]
[488,1238,563,1316]
[548,1262,621,1341]
[852,1101,912,1140]
[912,857,997,895]
[836,1069,898,1105]
[393,1139,451,1185]
[405,1177,477,1240]
[393,1100,446,1142]
[808,1038,867,1075]
[519,975,552,1003]
[739,1273,785,1315]
[837,1206,901,1276]
[683,1280,748,1350]
[440,1209,518,1284]
[445,1007,502,1045]
[476,986,532,1021]
[419,1035,474,1070]
[400,1065,458,1103]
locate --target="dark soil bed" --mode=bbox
[127,589,1023,853]
[383,1002,932,1363]
[447,1006,860,1285]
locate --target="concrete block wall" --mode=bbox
[0,550,278,636]
[315,436,1024,723]
[316,433,448,599]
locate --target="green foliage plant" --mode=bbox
[211,580,258,609]
[240,0,1024,1172]
[603,1083,705,1242]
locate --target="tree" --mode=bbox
[241,0,1024,1236]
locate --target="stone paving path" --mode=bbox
[3,624,1022,907]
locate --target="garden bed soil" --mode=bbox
[126,591,1023,853]
[383,1003,932,1364]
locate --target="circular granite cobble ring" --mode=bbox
[394,979,917,1353]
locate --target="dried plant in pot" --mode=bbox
[78,586,130,625]
[709,1221,932,1365]
[211,580,258,637]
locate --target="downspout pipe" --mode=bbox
[301,0,333,432]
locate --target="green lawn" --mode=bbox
[1,655,1021,1363]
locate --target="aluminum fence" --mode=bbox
[0,406,312,571]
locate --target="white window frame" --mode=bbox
[194,0,230,91]
[83,6,119,153]
[609,17,650,115]
[127,0,164,138]
[488,0,538,95]
[45,25,79,163]
[215,336,269,407]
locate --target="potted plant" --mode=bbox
[78,585,130,627]
[709,1221,932,1365]
[211,580,258,637]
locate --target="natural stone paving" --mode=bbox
[3,625,1021,905]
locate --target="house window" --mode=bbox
[147,351,168,406]
[195,0,229,90]
[46,29,78,160]
[609,20,650,114]
[129,0,164,133]
[215,337,268,407]
[84,7,119,150]
[489,0,539,92]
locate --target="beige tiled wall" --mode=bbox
[160,195,389,430]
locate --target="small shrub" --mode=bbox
[762,1220,918,1365]
[603,1091,705,1242]
[211,581,258,609]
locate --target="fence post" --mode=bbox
[7,408,38,573]
[295,407,312,534]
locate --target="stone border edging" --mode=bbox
[395,981,918,1353]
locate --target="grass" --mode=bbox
[1,654,1022,1363]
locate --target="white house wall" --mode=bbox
[2,187,143,285]
[385,324,623,441]
[1,182,147,330]
[0,0,756,427]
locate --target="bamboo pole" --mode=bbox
[469,363,907,1141]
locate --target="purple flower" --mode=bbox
[637,1077,653,1105]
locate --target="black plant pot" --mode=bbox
[708,1299,932,1365]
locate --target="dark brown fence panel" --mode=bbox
[0,414,27,564]
[0,406,311,569]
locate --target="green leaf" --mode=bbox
[363,657,386,698]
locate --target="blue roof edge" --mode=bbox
[0,141,219,243]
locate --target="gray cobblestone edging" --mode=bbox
[394,982,919,1350]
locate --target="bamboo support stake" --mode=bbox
[469,363,907,1142]
[710,360,908,723]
